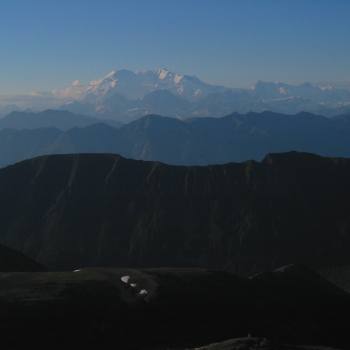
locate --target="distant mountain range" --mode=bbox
[1,110,350,167]
[1,68,350,120]
[57,69,350,121]
[1,151,350,273]
[0,109,121,131]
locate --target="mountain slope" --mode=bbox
[192,338,341,350]
[0,152,350,272]
[0,244,43,272]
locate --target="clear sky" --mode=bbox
[0,0,349,94]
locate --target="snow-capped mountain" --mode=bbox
[2,68,350,122]
[55,68,229,102]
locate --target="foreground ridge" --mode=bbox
[0,151,349,273]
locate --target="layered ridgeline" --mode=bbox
[0,152,350,272]
[0,109,121,131]
[1,111,350,167]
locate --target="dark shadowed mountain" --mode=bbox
[0,266,347,349]
[0,152,350,273]
[1,111,350,167]
[0,110,121,131]
[318,264,350,293]
[117,111,350,163]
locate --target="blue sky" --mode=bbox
[0,0,349,93]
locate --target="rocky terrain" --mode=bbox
[0,265,347,349]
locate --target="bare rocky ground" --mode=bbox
[0,266,347,349]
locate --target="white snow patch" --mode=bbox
[139,289,148,296]
[72,80,82,87]
[177,86,185,95]
[130,283,137,288]
[73,269,81,273]
[279,87,288,95]
[320,85,334,91]
[174,74,184,84]
[104,70,117,79]
[158,68,169,80]
[194,89,203,97]
[121,275,131,284]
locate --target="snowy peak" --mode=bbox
[104,70,118,79]
[49,69,350,122]
[85,70,122,97]
[157,68,171,80]
[55,68,228,102]
[156,68,184,84]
